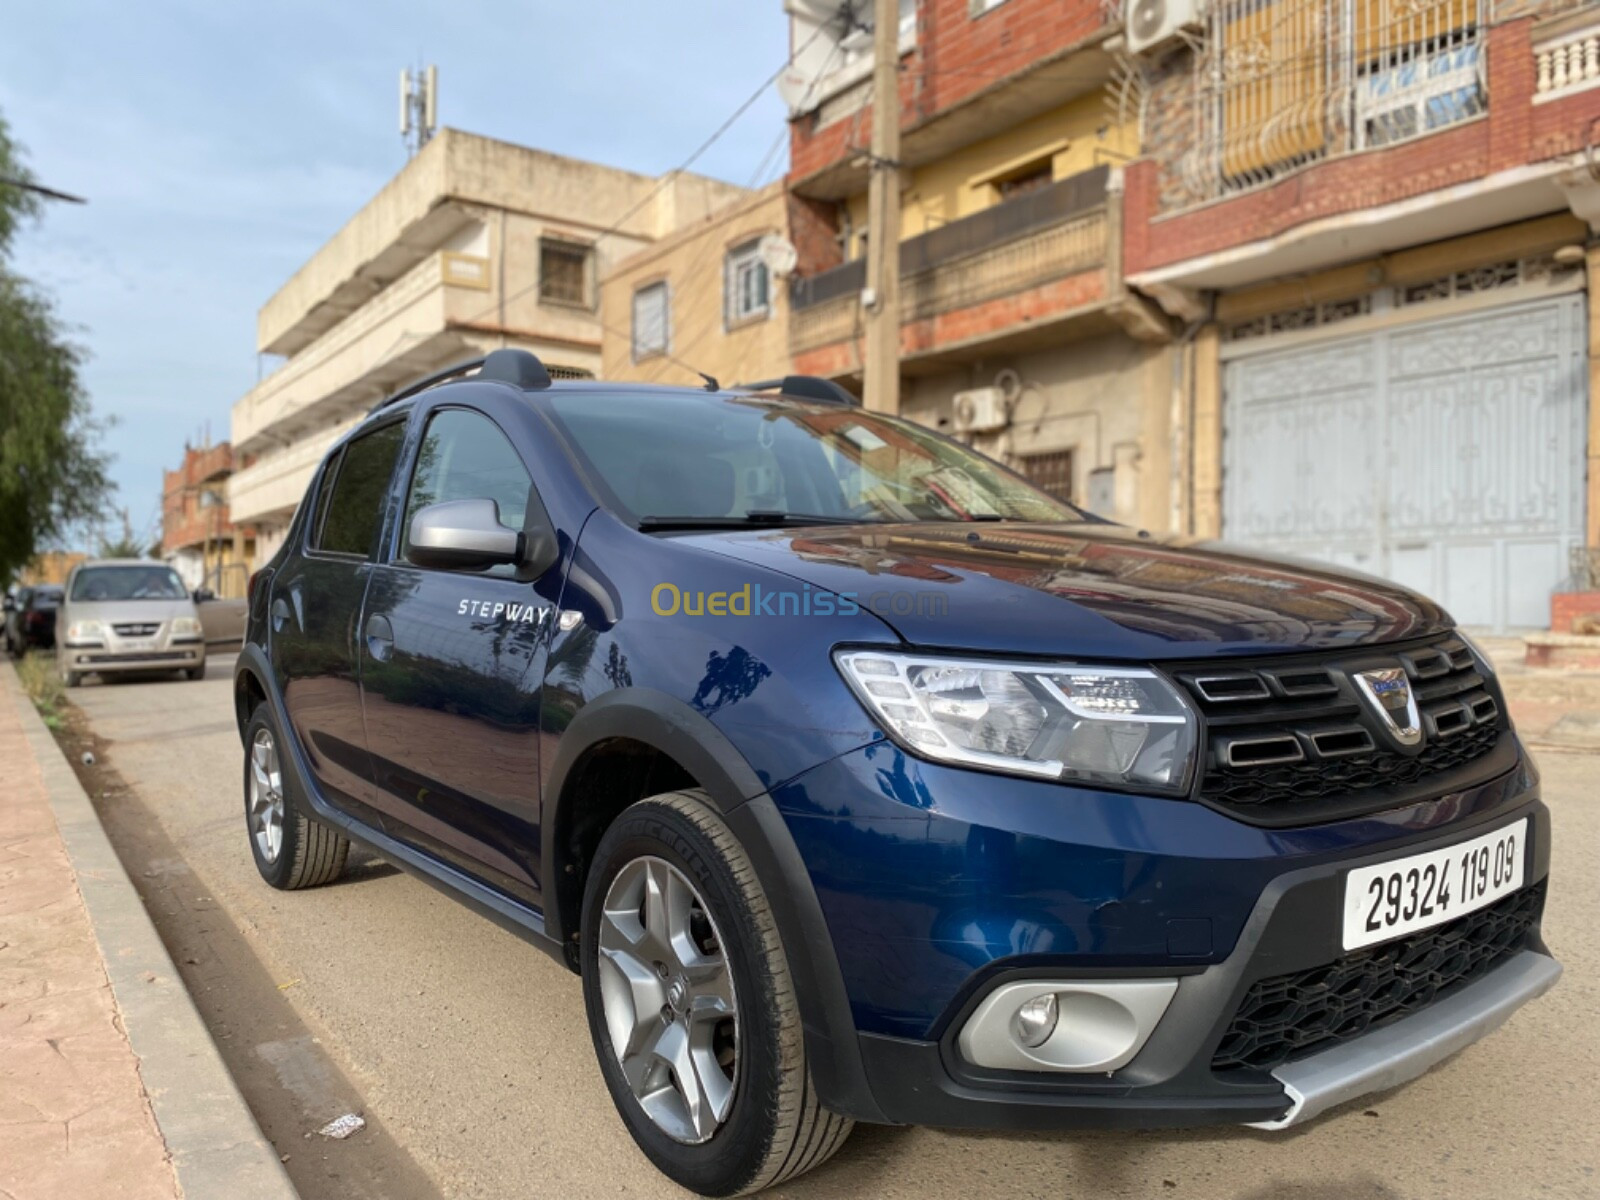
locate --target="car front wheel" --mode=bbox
[580,789,852,1197]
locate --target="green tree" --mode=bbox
[0,111,111,582]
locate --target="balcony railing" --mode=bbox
[790,166,1111,355]
[1535,17,1600,101]
[1178,0,1487,205]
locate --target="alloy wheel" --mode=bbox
[248,727,286,864]
[597,856,738,1145]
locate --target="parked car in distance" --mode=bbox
[192,585,249,648]
[58,560,208,687]
[4,584,64,656]
[234,350,1558,1197]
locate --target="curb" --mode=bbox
[2,662,299,1200]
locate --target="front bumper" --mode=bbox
[62,640,204,673]
[772,739,1554,1128]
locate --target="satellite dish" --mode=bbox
[776,65,818,114]
[759,234,799,278]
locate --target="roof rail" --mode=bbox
[740,375,860,407]
[369,349,553,415]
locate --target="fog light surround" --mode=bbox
[958,979,1179,1073]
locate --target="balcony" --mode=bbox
[790,166,1113,368]
[233,249,485,455]
[1172,0,1488,208]
[229,428,353,526]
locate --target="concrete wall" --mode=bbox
[899,333,1176,530]
[601,183,792,388]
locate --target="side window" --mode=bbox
[401,409,534,575]
[632,282,670,360]
[316,422,406,558]
[307,451,342,549]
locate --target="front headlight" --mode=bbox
[170,617,203,637]
[835,650,1198,792]
[67,620,106,641]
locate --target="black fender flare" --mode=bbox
[541,688,888,1123]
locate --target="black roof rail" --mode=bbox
[740,375,860,407]
[369,349,553,415]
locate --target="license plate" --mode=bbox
[122,640,154,653]
[1342,819,1527,951]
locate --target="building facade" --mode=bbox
[161,442,252,596]
[1119,0,1600,631]
[229,129,746,564]
[601,181,795,388]
[781,0,1179,529]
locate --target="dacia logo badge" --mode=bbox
[1353,666,1423,747]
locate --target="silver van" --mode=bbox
[57,559,207,686]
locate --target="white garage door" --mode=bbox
[1222,294,1587,632]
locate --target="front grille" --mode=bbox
[81,651,191,663]
[112,622,161,637]
[1213,881,1544,1073]
[1170,635,1506,820]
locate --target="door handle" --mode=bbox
[365,613,395,662]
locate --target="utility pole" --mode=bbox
[862,0,902,415]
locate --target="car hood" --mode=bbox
[675,522,1451,659]
[65,598,197,627]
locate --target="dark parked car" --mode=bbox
[4,584,64,655]
[233,350,1559,1196]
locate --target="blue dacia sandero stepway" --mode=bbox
[233,349,1559,1196]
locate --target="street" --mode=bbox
[68,659,1599,1200]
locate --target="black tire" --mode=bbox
[185,661,207,681]
[580,789,852,1197]
[242,706,349,890]
[62,667,81,688]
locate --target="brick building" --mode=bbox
[1118,0,1600,631]
[781,0,1178,528]
[161,442,252,597]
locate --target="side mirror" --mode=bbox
[193,587,217,603]
[407,498,525,572]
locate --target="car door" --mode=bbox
[358,401,558,906]
[270,419,407,825]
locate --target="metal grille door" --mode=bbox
[1222,294,1587,632]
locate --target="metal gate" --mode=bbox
[1222,293,1588,632]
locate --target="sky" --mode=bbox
[0,1,791,550]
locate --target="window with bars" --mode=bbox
[1020,449,1075,504]
[632,282,670,360]
[540,239,593,308]
[725,240,771,327]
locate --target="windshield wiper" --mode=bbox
[637,511,875,531]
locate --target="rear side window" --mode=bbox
[401,409,533,574]
[316,422,406,558]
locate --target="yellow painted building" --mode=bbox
[601,182,794,389]
[841,93,1137,257]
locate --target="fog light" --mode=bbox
[1012,992,1058,1048]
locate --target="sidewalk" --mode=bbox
[0,664,296,1200]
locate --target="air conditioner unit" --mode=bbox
[1125,0,1201,56]
[952,387,1009,434]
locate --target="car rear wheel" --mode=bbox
[243,707,350,890]
[580,789,852,1196]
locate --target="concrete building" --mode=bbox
[1119,0,1600,632]
[161,443,251,597]
[229,129,745,563]
[601,181,796,388]
[781,0,1177,529]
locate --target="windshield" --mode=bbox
[70,566,188,602]
[30,588,63,610]
[544,391,1082,525]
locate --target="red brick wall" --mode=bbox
[790,0,1109,184]
[786,192,845,277]
[1123,19,1600,277]
[1552,591,1600,633]
[794,265,1108,376]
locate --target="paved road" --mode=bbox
[70,660,1599,1199]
